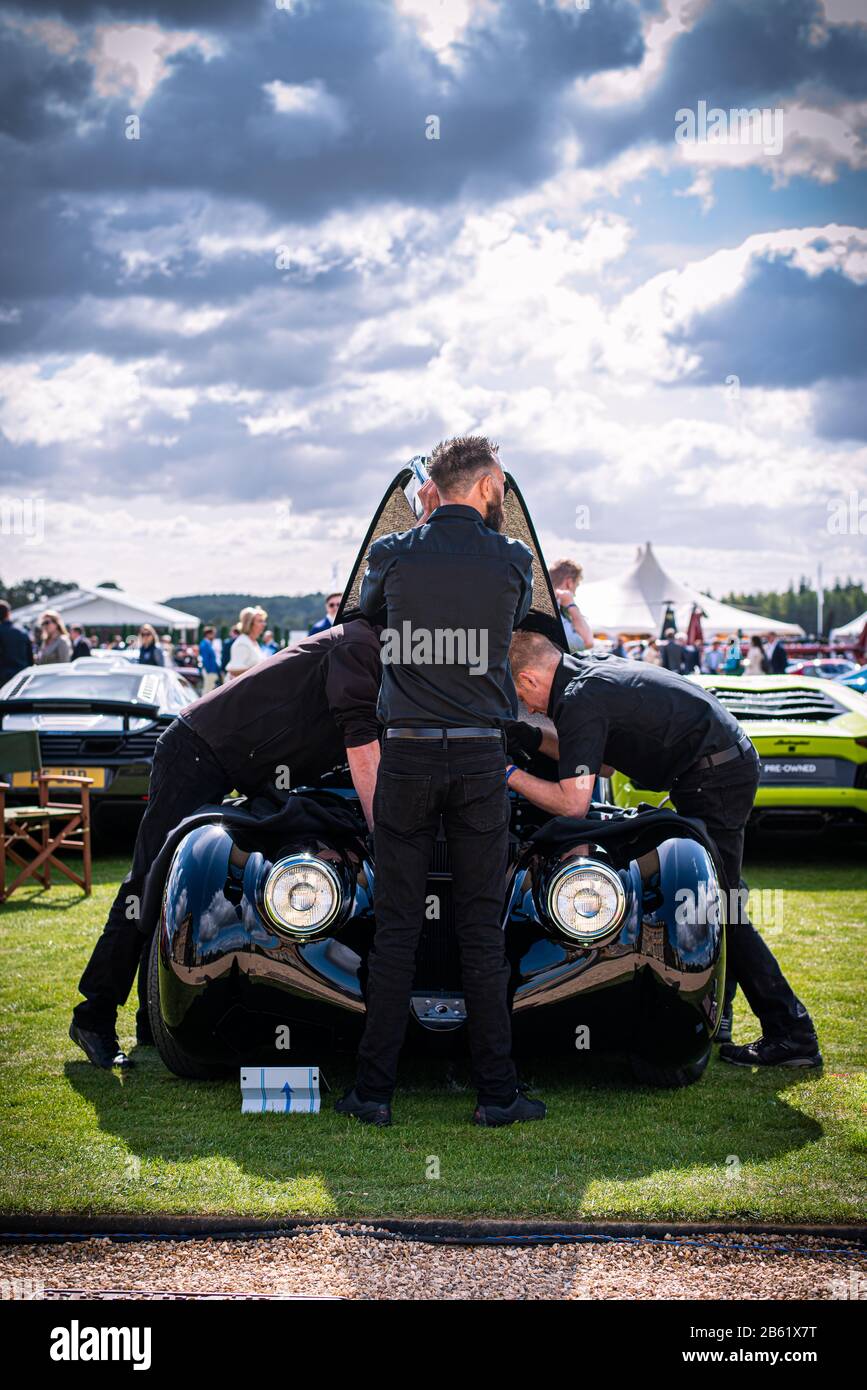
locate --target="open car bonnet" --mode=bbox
[334,465,568,650]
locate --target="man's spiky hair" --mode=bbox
[427,435,499,498]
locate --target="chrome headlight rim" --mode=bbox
[545,856,627,945]
[262,853,343,939]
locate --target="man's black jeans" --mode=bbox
[671,748,815,1043]
[74,719,228,1035]
[356,735,517,1106]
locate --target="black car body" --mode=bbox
[147,471,728,1087]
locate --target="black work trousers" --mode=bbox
[356,735,517,1105]
[73,719,228,1034]
[671,748,815,1043]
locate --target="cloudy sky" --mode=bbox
[1,0,866,605]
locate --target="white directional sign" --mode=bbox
[240,1066,320,1114]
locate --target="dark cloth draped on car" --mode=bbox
[526,805,727,883]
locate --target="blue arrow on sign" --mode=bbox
[282,1081,293,1112]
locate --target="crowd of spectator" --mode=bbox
[0,578,795,697]
[545,557,793,677]
[0,600,300,694]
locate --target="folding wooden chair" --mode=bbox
[0,730,92,903]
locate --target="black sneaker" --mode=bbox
[719,1035,823,1069]
[474,1090,546,1127]
[334,1087,392,1126]
[69,1021,134,1070]
[716,1005,734,1045]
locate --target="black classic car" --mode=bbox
[146,471,727,1087]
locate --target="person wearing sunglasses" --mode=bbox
[35,610,72,665]
[309,592,344,635]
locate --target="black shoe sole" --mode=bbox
[720,1052,823,1069]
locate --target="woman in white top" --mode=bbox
[227,606,267,679]
[745,635,768,676]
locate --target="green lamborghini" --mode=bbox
[609,675,867,832]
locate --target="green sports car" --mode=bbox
[610,675,867,832]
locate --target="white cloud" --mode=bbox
[87,24,218,106]
[263,80,346,132]
[3,15,80,57]
[600,225,867,383]
[0,354,197,448]
[83,296,232,338]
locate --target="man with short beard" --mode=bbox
[337,436,544,1127]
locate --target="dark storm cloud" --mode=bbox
[3,0,252,23]
[674,254,867,389]
[1,0,644,213]
[570,0,867,166]
[0,29,92,140]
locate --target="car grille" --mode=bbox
[706,686,845,722]
[414,878,462,991]
[37,729,163,762]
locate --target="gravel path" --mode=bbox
[2,1228,864,1300]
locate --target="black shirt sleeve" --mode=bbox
[556,687,608,781]
[325,631,382,749]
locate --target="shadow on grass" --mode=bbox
[63,1044,825,1218]
[2,858,125,909]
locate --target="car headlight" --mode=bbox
[546,858,626,945]
[263,855,342,938]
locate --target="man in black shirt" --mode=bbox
[336,437,545,1128]
[69,619,382,1069]
[69,625,91,660]
[661,627,684,673]
[506,632,821,1071]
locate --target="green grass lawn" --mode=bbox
[0,843,865,1222]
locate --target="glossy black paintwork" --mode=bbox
[157,807,725,1069]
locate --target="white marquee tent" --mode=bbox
[829,609,867,643]
[11,585,201,639]
[577,543,805,640]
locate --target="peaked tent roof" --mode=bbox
[11,585,201,632]
[577,543,805,639]
[829,608,867,642]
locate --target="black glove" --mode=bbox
[505,720,543,766]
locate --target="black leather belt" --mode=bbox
[386,726,502,740]
[681,733,754,777]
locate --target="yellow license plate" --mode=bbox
[11,767,107,789]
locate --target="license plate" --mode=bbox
[759,757,848,786]
[11,766,107,790]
